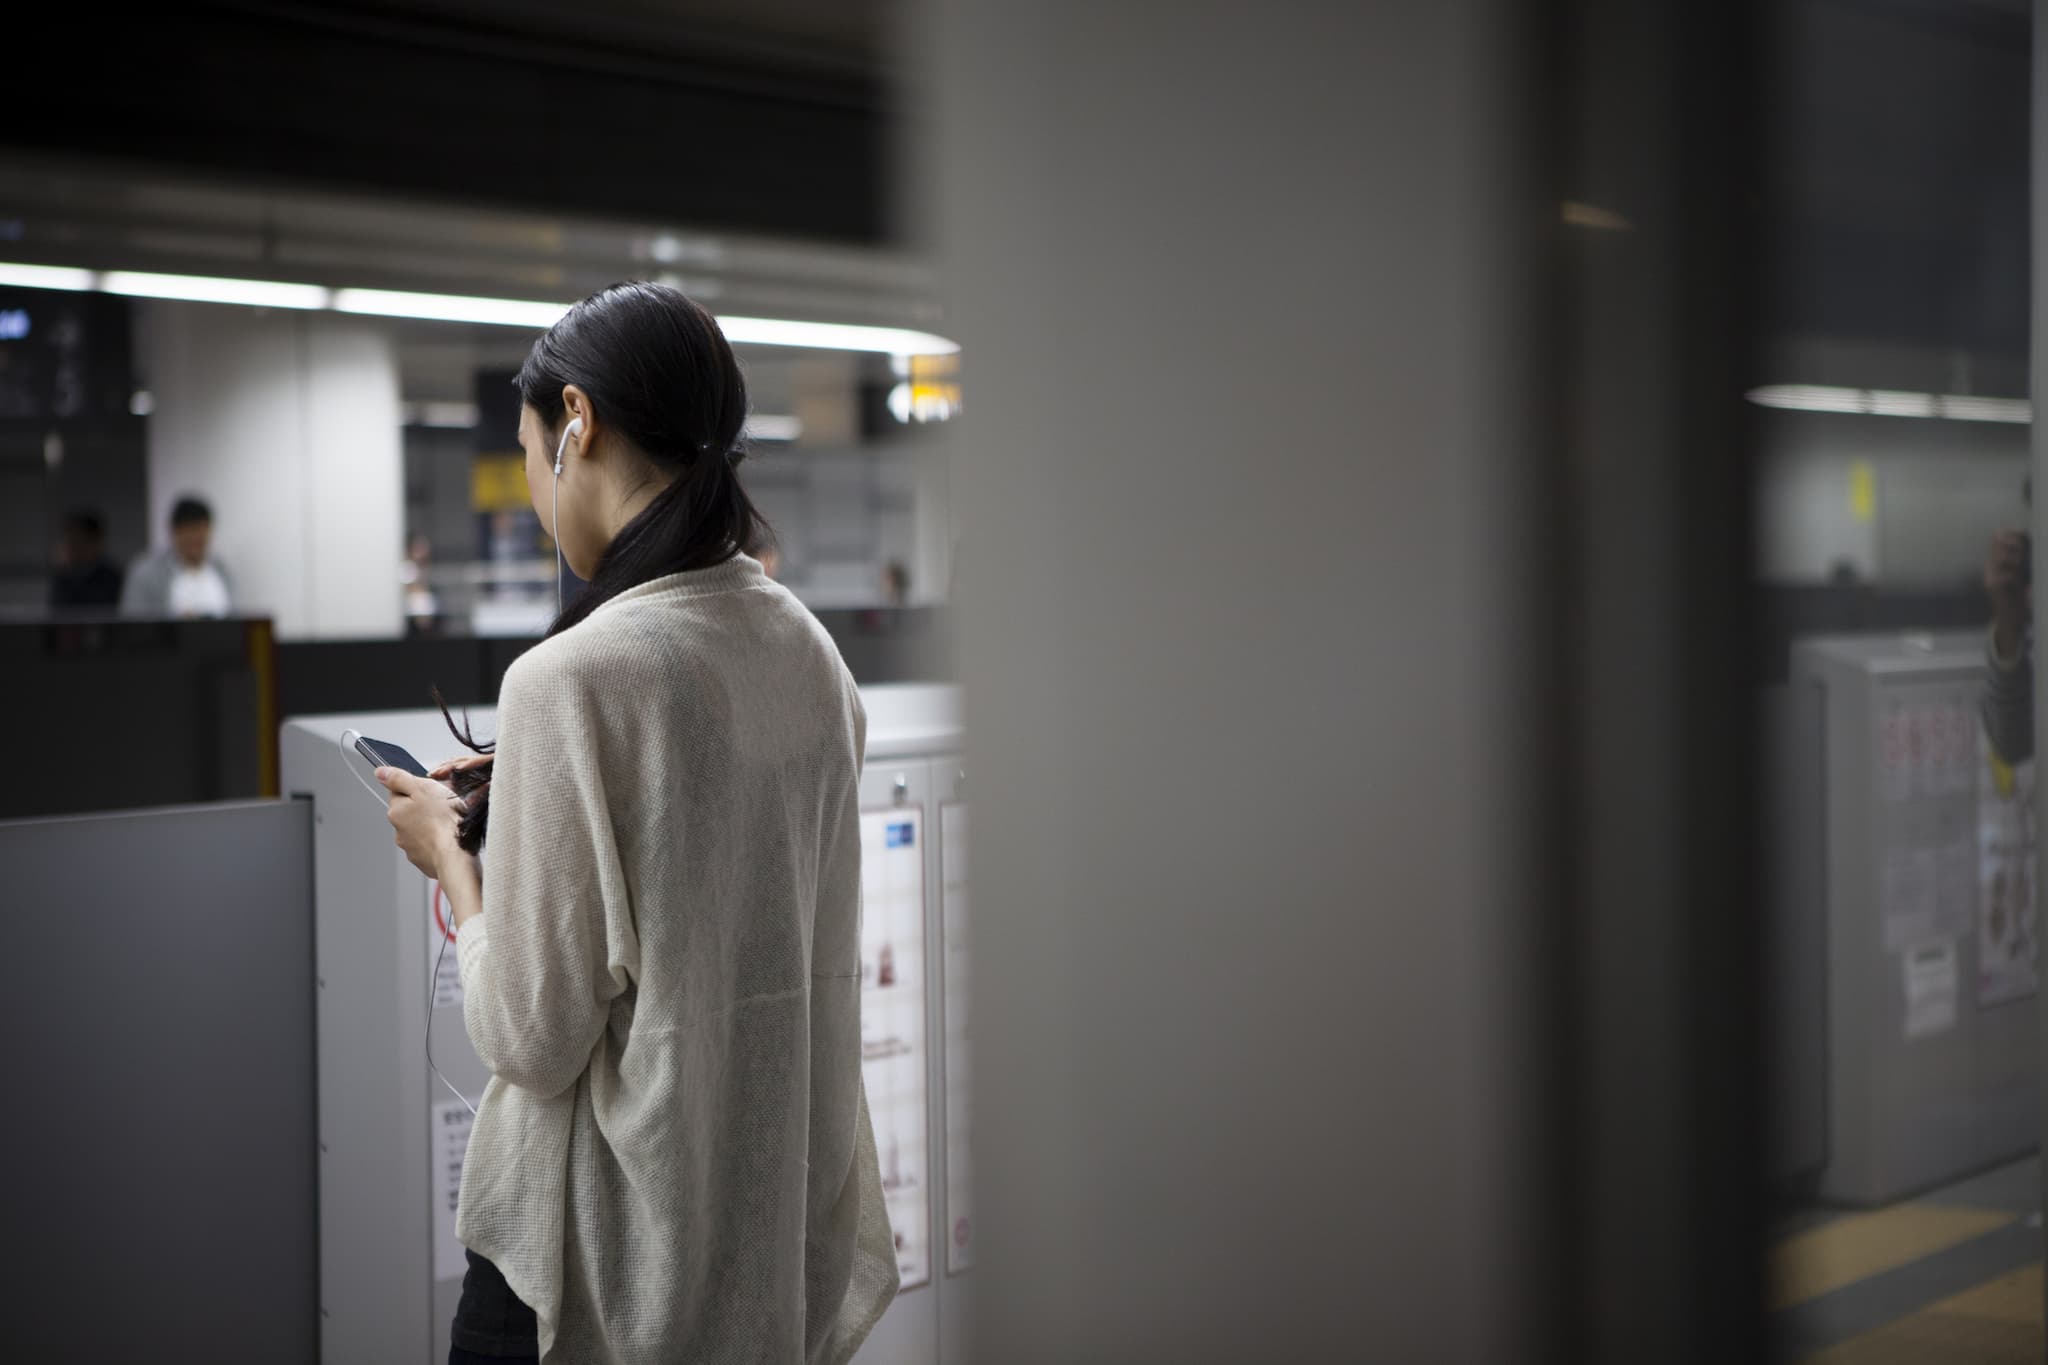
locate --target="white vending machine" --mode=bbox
[1788,634,2039,1203]
[281,682,970,1365]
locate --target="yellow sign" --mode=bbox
[895,353,962,423]
[472,453,529,512]
[1849,461,1876,523]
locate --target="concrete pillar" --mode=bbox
[140,301,404,639]
[928,1,1542,1361]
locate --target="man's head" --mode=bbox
[170,497,212,568]
[60,511,104,566]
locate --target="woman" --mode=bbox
[377,282,899,1364]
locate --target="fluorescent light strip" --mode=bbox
[333,288,569,329]
[743,414,803,442]
[1748,384,2031,424]
[0,263,961,355]
[100,272,331,309]
[0,262,95,291]
[716,316,959,355]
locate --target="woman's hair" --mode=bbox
[436,281,769,853]
[434,686,496,855]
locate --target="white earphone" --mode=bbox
[553,416,582,476]
[551,418,582,614]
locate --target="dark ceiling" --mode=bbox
[354,0,901,79]
[1,0,2031,363]
[5,0,900,244]
[1766,0,2031,357]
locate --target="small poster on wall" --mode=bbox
[431,1097,475,1283]
[1903,939,1959,1040]
[860,805,930,1290]
[1977,731,2038,1007]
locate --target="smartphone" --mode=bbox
[353,735,428,778]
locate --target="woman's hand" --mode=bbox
[376,767,466,880]
[429,753,494,781]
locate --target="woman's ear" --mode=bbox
[561,385,595,450]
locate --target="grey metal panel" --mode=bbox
[283,709,492,1365]
[1792,633,2040,1204]
[1975,996,2040,1160]
[0,798,317,1363]
[290,694,962,1365]
[1805,640,1880,1200]
[930,756,976,1365]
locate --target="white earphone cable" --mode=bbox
[552,418,580,619]
[335,728,480,1118]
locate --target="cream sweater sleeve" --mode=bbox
[456,648,634,1099]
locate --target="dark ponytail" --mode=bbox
[526,280,767,636]
[437,280,770,853]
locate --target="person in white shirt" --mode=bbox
[375,282,898,1365]
[118,496,232,618]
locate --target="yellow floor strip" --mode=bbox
[1772,1205,2017,1309]
[1799,1262,2042,1365]
[1936,1262,2046,1326]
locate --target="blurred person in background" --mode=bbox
[881,559,909,607]
[120,496,232,619]
[1983,477,2032,764]
[403,531,442,636]
[48,510,124,608]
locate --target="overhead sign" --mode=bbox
[471,454,529,512]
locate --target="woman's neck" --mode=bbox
[594,462,678,544]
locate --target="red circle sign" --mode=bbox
[431,883,455,942]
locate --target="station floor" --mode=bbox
[1774,1154,2043,1362]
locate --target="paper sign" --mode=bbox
[431,1097,476,1282]
[1977,732,2039,1006]
[1904,940,1959,1041]
[1877,698,1976,805]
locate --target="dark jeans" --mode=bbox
[450,1249,540,1362]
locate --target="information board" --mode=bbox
[861,805,930,1289]
[1874,691,1978,951]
